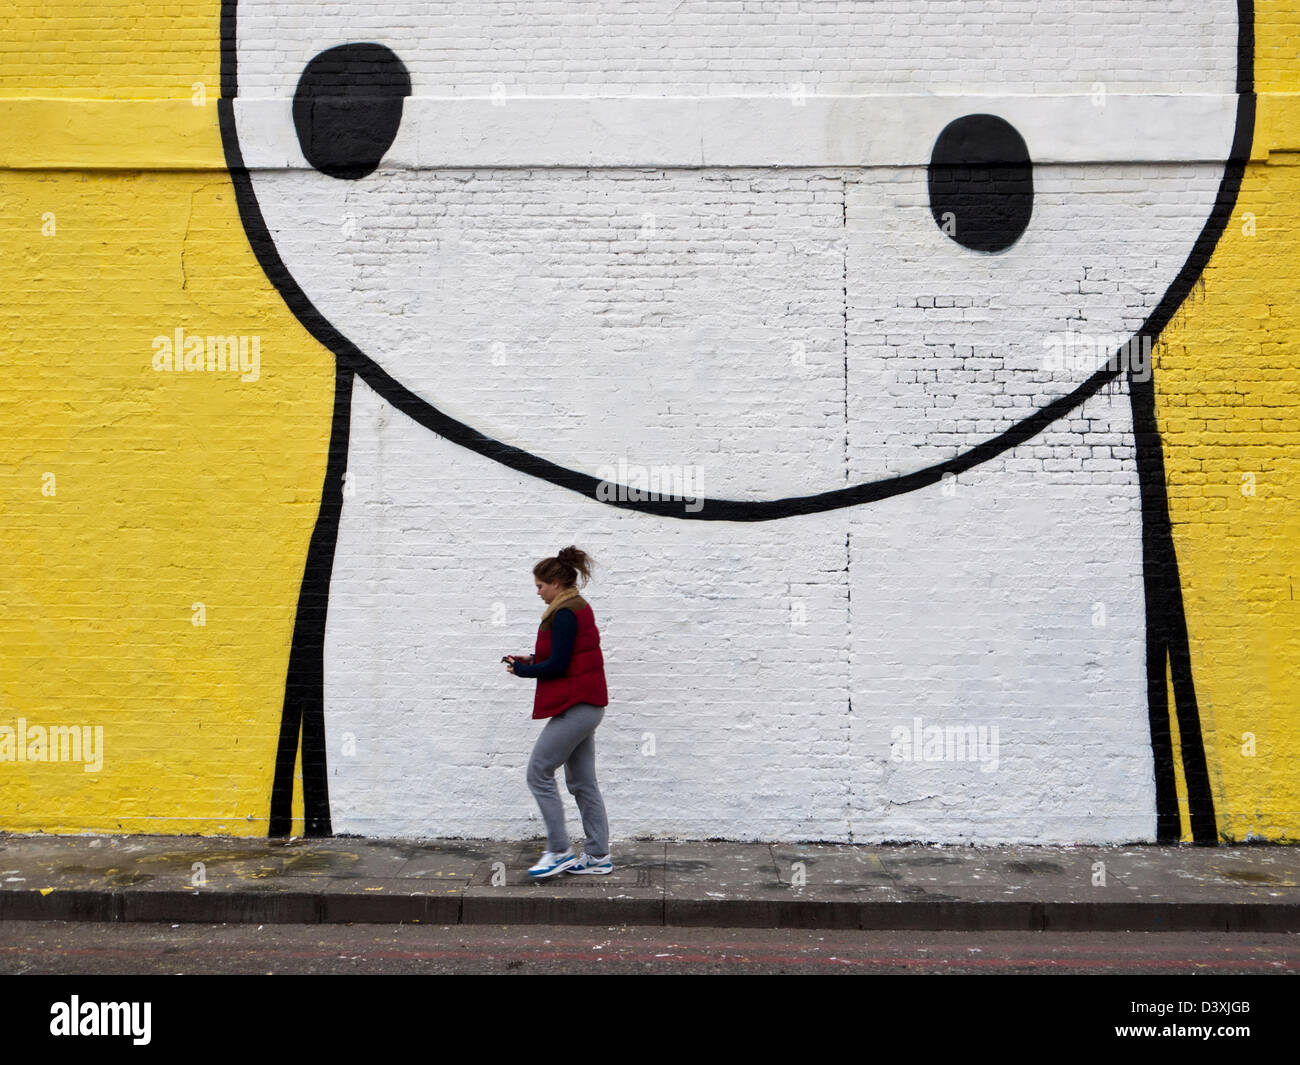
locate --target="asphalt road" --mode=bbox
[1,921,1295,975]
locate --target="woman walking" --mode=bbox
[505,546,612,879]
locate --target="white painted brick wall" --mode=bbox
[225,1,1244,842]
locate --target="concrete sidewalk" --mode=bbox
[1,833,1298,931]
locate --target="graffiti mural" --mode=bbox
[14,2,1300,845]
[212,1,1256,842]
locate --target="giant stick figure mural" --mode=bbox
[218,1,1255,842]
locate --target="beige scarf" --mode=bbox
[539,585,583,625]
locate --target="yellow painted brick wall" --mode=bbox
[1,2,326,834]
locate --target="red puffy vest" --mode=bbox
[531,596,609,720]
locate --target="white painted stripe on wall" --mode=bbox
[233,93,1241,169]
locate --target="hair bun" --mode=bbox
[535,546,594,588]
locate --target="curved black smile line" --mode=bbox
[218,0,1255,843]
[219,36,1252,521]
[354,348,1123,521]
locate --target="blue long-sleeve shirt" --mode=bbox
[511,607,577,679]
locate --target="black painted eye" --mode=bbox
[928,114,1033,252]
[293,43,411,180]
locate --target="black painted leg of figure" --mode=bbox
[1130,369,1217,845]
[269,365,353,837]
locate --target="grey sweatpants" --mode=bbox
[526,702,609,856]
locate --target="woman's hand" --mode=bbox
[504,654,533,674]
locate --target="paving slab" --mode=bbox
[892,847,1131,902]
[662,841,856,928]
[1103,846,1300,899]
[391,840,496,881]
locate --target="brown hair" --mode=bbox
[533,545,595,589]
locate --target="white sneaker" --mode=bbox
[528,848,577,879]
[566,853,613,875]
